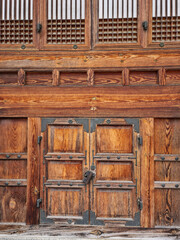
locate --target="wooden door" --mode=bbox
[40,118,141,226]
[40,118,90,224]
[90,118,141,226]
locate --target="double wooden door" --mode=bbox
[40,118,141,226]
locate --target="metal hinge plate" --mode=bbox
[37,198,42,208]
[137,198,143,211]
[138,135,143,146]
[38,136,42,145]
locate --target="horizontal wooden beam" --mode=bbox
[0,53,180,69]
[0,86,180,118]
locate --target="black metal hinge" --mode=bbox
[142,21,148,31]
[36,23,42,33]
[138,135,143,146]
[38,136,42,145]
[37,198,42,208]
[137,198,143,211]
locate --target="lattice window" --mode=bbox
[47,0,86,44]
[0,0,34,45]
[97,0,138,43]
[152,0,180,42]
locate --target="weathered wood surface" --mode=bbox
[0,119,27,224]
[0,225,179,239]
[0,86,180,117]
[140,119,154,228]
[0,53,180,69]
[26,118,41,225]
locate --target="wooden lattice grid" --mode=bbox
[152,0,180,42]
[98,18,138,43]
[0,20,33,44]
[0,0,34,45]
[46,0,86,45]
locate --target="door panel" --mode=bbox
[48,125,84,153]
[0,118,27,224]
[40,118,89,224]
[90,118,140,226]
[154,119,180,227]
[96,125,133,153]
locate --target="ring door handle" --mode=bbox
[83,171,95,185]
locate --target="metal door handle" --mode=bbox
[83,171,95,185]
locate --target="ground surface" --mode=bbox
[0,225,180,240]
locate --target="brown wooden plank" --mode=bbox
[140,118,154,228]
[60,72,87,86]
[0,187,27,223]
[0,86,179,117]
[154,119,180,154]
[26,72,53,86]
[26,118,41,225]
[0,160,27,179]
[0,53,180,69]
[94,71,122,85]
[96,125,133,153]
[166,70,180,85]
[0,118,27,153]
[154,189,180,227]
[0,72,18,85]
[129,71,158,85]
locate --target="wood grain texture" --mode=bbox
[96,161,133,181]
[52,69,60,86]
[26,118,41,225]
[1,86,179,117]
[0,119,27,153]
[129,71,158,85]
[0,187,26,223]
[0,160,27,179]
[96,125,133,153]
[122,68,129,86]
[154,189,180,227]
[87,69,94,86]
[96,189,133,218]
[166,70,180,85]
[48,161,83,180]
[48,125,83,153]
[155,161,180,182]
[18,69,25,85]
[47,188,83,217]
[154,119,180,228]
[60,72,87,86]
[158,68,166,86]
[140,118,154,228]
[0,53,180,69]
[0,72,17,85]
[94,71,122,85]
[26,72,52,86]
[154,119,180,154]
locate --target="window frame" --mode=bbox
[147,0,180,49]
[39,0,91,51]
[92,0,143,50]
[0,0,39,51]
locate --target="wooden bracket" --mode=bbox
[18,69,25,85]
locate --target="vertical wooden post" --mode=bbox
[26,118,41,225]
[122,68,129,86]
[140,118,154,228]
